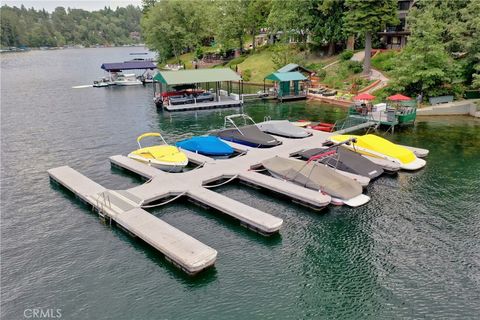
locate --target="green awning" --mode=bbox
[265,71,307,82]
[154,68,242,85]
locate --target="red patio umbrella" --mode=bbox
[353,93,375,101]
[387,94,411,101]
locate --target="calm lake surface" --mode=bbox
[1,47,479,319]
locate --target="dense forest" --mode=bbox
[141,0,480,95]
[0,4,142,48]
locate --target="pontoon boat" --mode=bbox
[114,73,142,86]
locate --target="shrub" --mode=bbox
[316,69,327,80]
[371,51,398,72]
[346,61,363,74]
[340,50,354,61]
[194,47,204,60]
[242,69,252,82]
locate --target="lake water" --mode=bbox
[1,47,479,319]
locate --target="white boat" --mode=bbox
[114,73,142,86]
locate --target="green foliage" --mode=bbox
[388,2,465,97]
[339,50,353,61]
[142,0,213,61]
[371,51,398,72]
[309,0,347,54]
[242,69,252,81]
[267,0,312,43]
[344,0,398,74]
[343,0,398,34]
[271,43,304,69]
[346,61,362,73]
[316,69,327,80]
[194,47,204,60]
[0,4,142,47]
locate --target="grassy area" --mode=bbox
[371,50,400,75]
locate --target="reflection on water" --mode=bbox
[1,48,480,319]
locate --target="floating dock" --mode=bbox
[49,127,381,275]
[48,166,217,275]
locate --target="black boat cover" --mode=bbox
[297,146,384,179]
[211,125,282,148]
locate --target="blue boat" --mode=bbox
[176,136,234,157]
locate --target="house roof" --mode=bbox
[153,68,242,85]
[100,61,157,71]
[277,63,313,74]
[265,71,307,82]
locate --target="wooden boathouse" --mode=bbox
[153,68,244,111]
[264,71,308,102]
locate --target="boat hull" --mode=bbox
[127,154,188,172]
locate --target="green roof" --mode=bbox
[265,71,307,82]
[153,68,242,85]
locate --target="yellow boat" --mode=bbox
[127,133,188,172]
[329,134,426,170]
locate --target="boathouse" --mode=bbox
[153,68,243,111]
[264,71,307,102]
[101,60,157,82]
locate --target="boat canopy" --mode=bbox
[265,71,307,82]
[154,68,242,85]
[101,61,156,72]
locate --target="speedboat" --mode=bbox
[176,136,234,158]
[127,133,188,172]
[114,73,142,86]
[329,134,426,171]
[297,147,384,180]
[262,156,370,207]
[256,120,311,138]
[211,114,282,148]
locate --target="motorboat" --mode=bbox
[176,136,234,158]
[261,156,370,207]
[297,147,384,180]
[93,77,113,87]
[329,134,426,170]
[211,114,282,148]
[127,133,188,172]
[114,73,142,86]
[256,120,311,138]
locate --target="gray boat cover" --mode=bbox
[261,156,362,200]
[298,147,384,179]
[211,125,281,148]
[256,120,311,138]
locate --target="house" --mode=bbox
[378,0,414,49]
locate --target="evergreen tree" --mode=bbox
[344,0,398,75]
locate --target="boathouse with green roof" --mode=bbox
[153,68,244,111]
[264,71,308,102]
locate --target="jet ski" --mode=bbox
[329,134,426,171]
[297,147,384,180]
[128,133,188,172]
[256,120,311,138]
[261,156,370,207]
[176,136,234,158]
[211,114,282,148]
